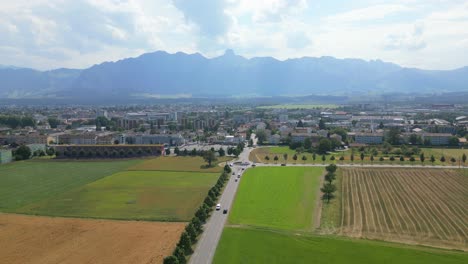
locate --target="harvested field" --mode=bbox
[341,168,468,250]
[0,213,185,264]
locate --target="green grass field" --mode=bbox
[228,167,323,231]
[18,170,218,221]
[0,160,139,211]
[128,156,232,173]
[213,227,468,264]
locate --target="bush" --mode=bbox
[163,256,179,264]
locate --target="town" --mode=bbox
[1,102,467,164]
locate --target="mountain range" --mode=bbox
[1,49,467,99]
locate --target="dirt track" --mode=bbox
[0,213,185,264]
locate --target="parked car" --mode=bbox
[235,178,238,182]
[281,164,286,166]
[252,163,256,167]
[223,209,228,214]
[216,204,221,210]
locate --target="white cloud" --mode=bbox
[326,4,412,23]
[0,0,467,70]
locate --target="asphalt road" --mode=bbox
[188,147,252,264]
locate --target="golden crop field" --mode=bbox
[340,168,468,251]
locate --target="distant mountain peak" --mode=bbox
[1,50,467,99]
[223,49,236,57]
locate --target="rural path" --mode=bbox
[188,146,252,264]
[255,163,467,169]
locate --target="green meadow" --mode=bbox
[213,227,468,264]
[0,160,139,211]
[18,170,218,221]
[0,157,221,221]
[228,167,323,231]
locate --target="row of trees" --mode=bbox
[163,168,230,264]
[321,164,337,203]
[262,152,467,165]
[0,115,35,129]
[56,148,159,158]
[12,145,55,161]
[288,137,341,154]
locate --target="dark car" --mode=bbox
[223,209,228,214]
[281,164,286,166]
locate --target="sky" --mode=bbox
[1,0,467,71]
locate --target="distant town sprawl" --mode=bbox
[0,103,467,164]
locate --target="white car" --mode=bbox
[216,204,221,210]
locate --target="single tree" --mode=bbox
[178,232,192,255]
[400,156,405,163]
[389,156,395,162]
[302,155,307,163]
[325,164,337,174]
[420,153,425,164]
[203,150,217,167]
[319,118,326,130]
[430,155,435,165]
[339,156,345,162]
[379,157,385,162]
[218,148,225,157]
[370,155,374,163]
[283,153,288,161]
[163,255,179,264]
[265,155,270,162]
[195,207,207,223]
[191,217,202,234]
[174,147,180,155]
[325,173,336,184]
[185,223,198,243]
[293,154,298,163]
[312,153,317,161]
[173,247,186,264]
[321,154,326,163]
[330,155,335,161]
[440,156,446,163]
[409,156,415,163]
[350,154,354,163]
[165,148,171,155]
[321,183,337,203]
[304,137,312,150]
[360,152,365,163]
[14,145,31,160]
[318,138,332,154]
[450,157,456,165]
[274,155,279,163]
[462,153,467,164]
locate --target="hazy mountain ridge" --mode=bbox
[1,50,467,99]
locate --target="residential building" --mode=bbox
[354,133,384,144]
[129,134,185,146]
[421,133,452,146]
[0,134,48,145]
[0,149,12,164]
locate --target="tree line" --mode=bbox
[163,165,231,264]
